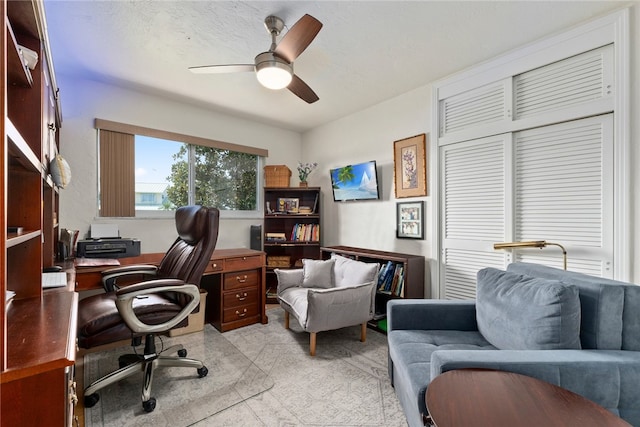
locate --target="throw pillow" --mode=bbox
[302,258,335,289]
[331,254,379,287]
[476,267,581,350]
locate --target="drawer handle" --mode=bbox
[236,292,248,301]
[235,308,248,317]
[212,263,218,269]
[236,275,248,283]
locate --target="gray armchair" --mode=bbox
[276,254,379,356]
[387,262,640,427]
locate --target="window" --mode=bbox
[96,119,268,217]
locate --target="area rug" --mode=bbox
[84,325,274,427]
[84,308,408,426]
[204,308,408,426]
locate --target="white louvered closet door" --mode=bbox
[512,114,614,276]
[437,37,618,299]
[440,135,510,299]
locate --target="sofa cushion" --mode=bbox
[302,258,335,289]
[388,329,495,425]
[507,262,640,351]
[331,254,379,287]
[476,267,582,350]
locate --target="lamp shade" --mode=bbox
[255,52,293,90]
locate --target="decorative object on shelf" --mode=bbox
[493,240,568,270]
[396,201,425,239]
[297,161,318,187]
[264,165,291,188]
[277,197,299,213]
[393,134,427,198]
[50,154,72,188]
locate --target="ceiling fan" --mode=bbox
[189,14,322,104]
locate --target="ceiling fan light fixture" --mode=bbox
[255,52,293,90]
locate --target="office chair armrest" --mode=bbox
[115,278,200,334]
[101,264,159,292]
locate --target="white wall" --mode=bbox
[57,4,640,287]
[302,86,434,297]
[57,77,302,251]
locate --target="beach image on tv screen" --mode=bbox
[330,161,379,201]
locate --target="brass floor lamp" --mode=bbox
[493,240,567,270]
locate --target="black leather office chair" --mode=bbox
[78,205,220,412]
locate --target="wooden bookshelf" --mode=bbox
[1,1,76,425]
[321,246,425,333]
[263,187,321,302]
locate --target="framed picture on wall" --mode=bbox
[396,201,424,239]
[394,133,427,198]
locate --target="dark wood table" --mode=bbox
[425,368,631,427]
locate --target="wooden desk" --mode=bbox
[74,248,268,332]
[425,369,631,427]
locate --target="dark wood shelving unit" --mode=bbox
[1,1,75,425]
[263,187,321,302]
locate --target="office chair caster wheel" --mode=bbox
[197,366,208,378]
[84,393,100,408]
[142,397,156,413]
[178,349,187,357]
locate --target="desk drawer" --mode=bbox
[223,287,260,308]
[223,269,260,291]
[223,302,259,323]
[205,259,225,274]
[225,255,263,272]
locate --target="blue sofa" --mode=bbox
[387,262,640,427]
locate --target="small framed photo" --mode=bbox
[396,201,425,239]
[394,133,427,198]
[277,197,299,213]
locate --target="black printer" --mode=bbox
[76,238,141,258]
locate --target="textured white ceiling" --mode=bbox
[44,1,625,133]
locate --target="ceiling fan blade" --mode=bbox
[188,64,254,74]
[274,14,322,63]
[288,74,319,104]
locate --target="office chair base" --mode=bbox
[84,335,208,412]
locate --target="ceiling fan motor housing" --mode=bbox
[255,52,293,89]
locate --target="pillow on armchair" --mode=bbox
[331,254,379,287]
[302,258,335,288]
[476,267,581,350]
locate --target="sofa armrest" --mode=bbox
[430,349,640,420]
[275,268,304,294]
[387,299,478,331]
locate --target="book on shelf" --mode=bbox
[266,232,287,242]
[377,262,406,295]
[7,226,24,234]
[290,223,320,242]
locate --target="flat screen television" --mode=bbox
[330,160,380,202]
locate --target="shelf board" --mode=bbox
[7,119,41,173]
[6,22,33,88]
[265,213,319,219]
[7,230,41,248]
[264,241,320,247]
[2,292,77,383]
